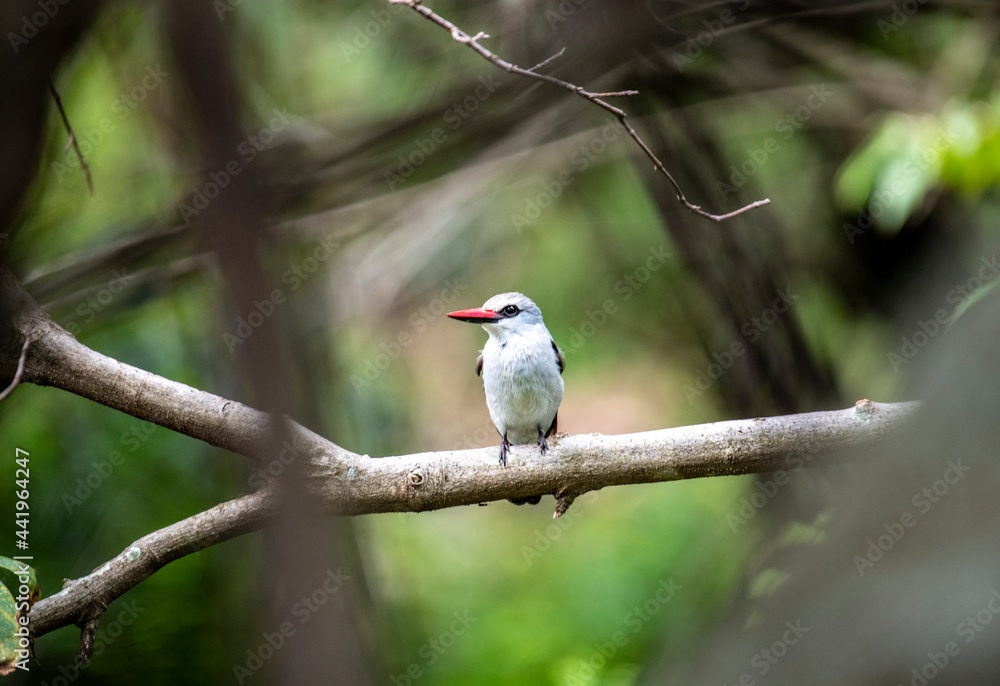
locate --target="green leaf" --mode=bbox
[748,567,790,598]
[0,557,36,675]
[0,558,38,609]
[835,112,950,236]
[0,584,25,675]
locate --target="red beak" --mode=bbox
[447,307,500,323]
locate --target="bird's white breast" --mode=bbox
[481,327,563,445]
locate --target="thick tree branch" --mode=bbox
[2,268,350,465]
[4,265,919,517]
[318,397,917,516]
[2,268,918,648]
[4,266,917,515]
[4,264,920,522]
[388,0,770,222]
[24,392,917,646]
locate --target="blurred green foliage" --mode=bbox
[835,97,1000,235]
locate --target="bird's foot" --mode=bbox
[499,434,510,467]
[537,428,549,454]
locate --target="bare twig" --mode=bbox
[388,0,770,222]
[75,612,103,667]
[48,78,95,196]
[553,488,577,519]
[526,47,566,73]
[0,335,31,403]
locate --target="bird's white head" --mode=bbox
[447,292,548,342]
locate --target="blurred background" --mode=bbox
[2,0,1000,684]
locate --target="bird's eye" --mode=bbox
[502,304,519,316]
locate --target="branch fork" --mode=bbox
[2,269,916,656]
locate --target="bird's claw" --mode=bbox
[499,434,510,467]
[537,428,548,454]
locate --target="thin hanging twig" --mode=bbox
[0,336,32,403]
[389,0,770,222]
[48,78,95,196]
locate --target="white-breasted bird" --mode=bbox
[448,292,565,469]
